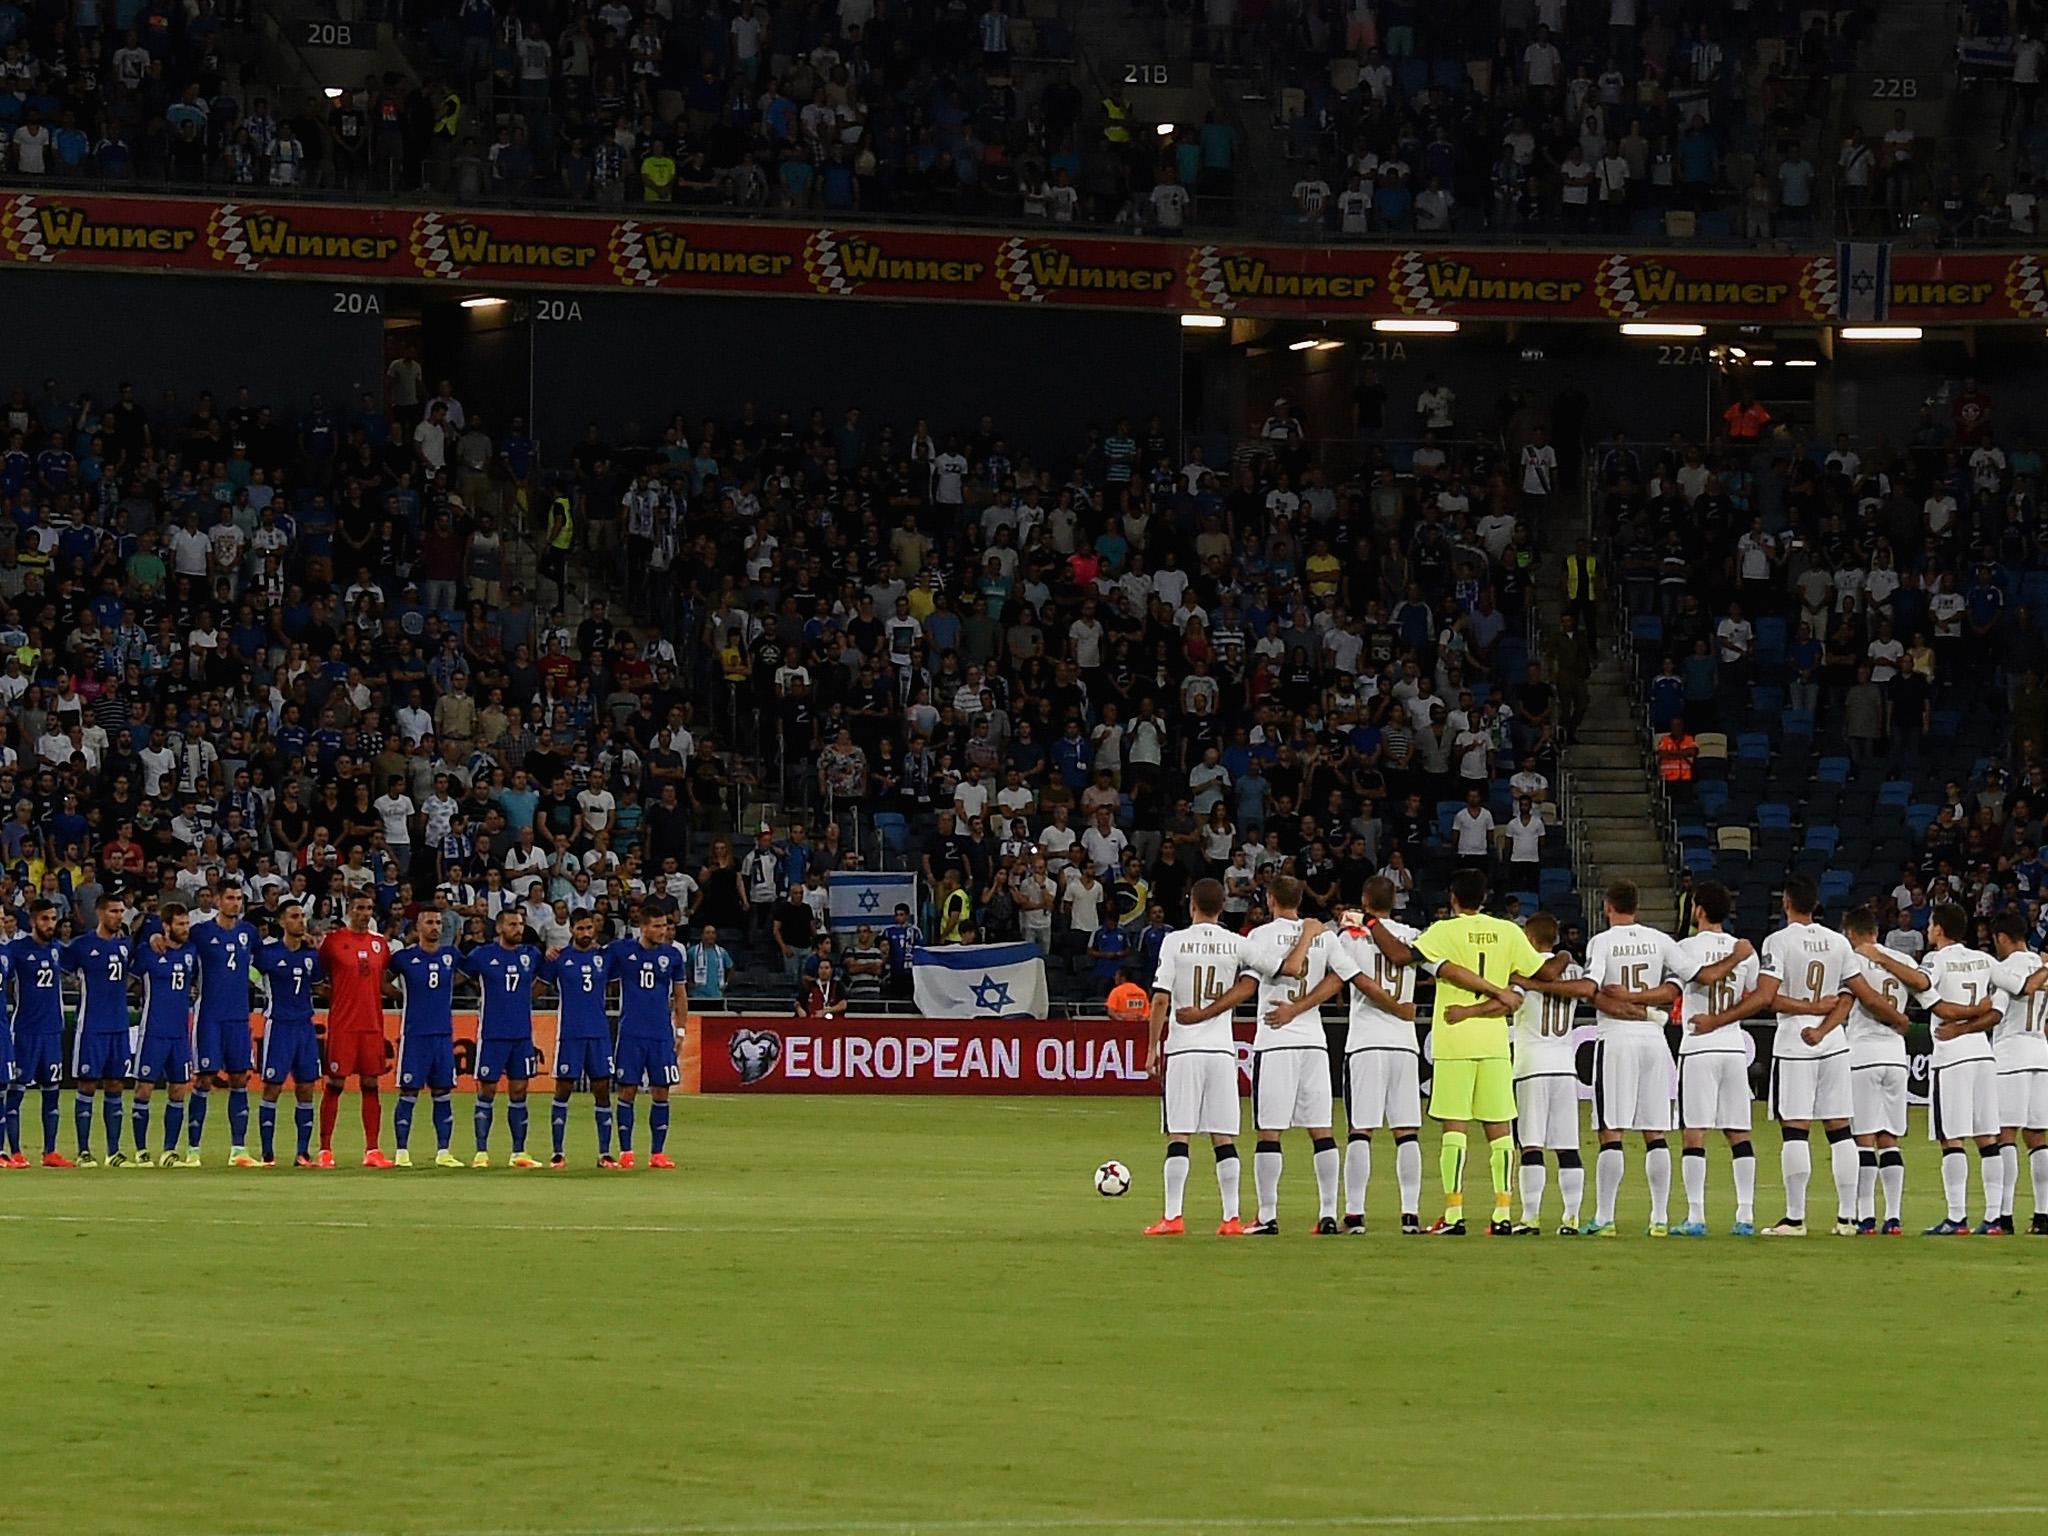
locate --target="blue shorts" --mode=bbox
[134,1033,194,1085]
[397,1033,456,1092]
[615,1033,679,1088]
[553,1035,615,1082]
[72,1032,133,1083]
[475,1037,541,1085]
[261,1025,323,1087]
[0,1026,14,1085]
[13,1030,62,1089]
[195,1015,254,1076]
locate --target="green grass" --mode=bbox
[4,1095,2043,1536]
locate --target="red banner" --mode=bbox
[6,190,2047,321]
[687,1012,1263,1094]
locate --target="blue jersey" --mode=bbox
[543,944,611,1041]
[139,944,200,1039]
[63,932,134,1037]
[256,940,321,1029]
[462,942,542,1040]
[191,917,260,1024]
[390,944,460,1038]
[8,937,64,1036]
[605,938,683,1041]
[0,944,11,1036]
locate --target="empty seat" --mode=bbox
[1756,802,1794,830]
[1715,826,1755,853]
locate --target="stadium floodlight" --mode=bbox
[1287,338,1319,351]
[323,87,345,100]
[459,296,507,309]
[1179,313,1226,329]
[1619,322,1705,337]
[1314,339,1343,350]
[1784,358,1819,367]
[1839,326,1922,341]
[1371,319,1459,334]
[1155,122,1175,137]
[1750,358,1775,367]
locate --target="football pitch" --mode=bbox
[5,1095,2044,1536]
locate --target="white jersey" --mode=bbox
[1584,922,1698,1040]
[1150,922,1251,1055]
[1332,920,1418,1054]
[1989,948,2048,1070]
[1512,952,1582,1076]
[1759,920,1855,1061]
[1844,946,1912,1069]
[1244,917,1335,1050]
[1913,943,1998,1067]
[1676,930,1754,1056]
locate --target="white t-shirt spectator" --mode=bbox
[1081,823,1128,874]
[1293,178,1330,220]
[1865,635,1904,682]
[1524,40,1561,86]
[374,792,416,846]
[1715,615,1754,665]
[1451,805,1495,855]
[1417,384,1455,429]
[12,122,50,173]
[1061,870,1106,935]
[577,786,617,834]
[1149,180,1189,229]
[1503,814,1546,863]
[1520,442,1557,496]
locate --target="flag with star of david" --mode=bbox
[911,942,1048,1020]
[827,871,918,932]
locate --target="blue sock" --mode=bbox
[104,1092,124,1156]
[164,1100,185,1153]
[42,1089,61,1155]
[650,1100,670,1155]
[227,1088,250,1148]
[508,1102,529,1154]
[131,1100,149,1152]
[596,1104,613,1157]
[431,1093,453,1151]
[4,1084,23,1154]
[74,1092,94,1155]
[617,1098,635,1151]
[551,1099,569,1158]
[393,1094,416,1150]
[259,1101,278,1162]
[188,1087,210,1148]
[294,1102,314,1159]
[475,1097,493,1152]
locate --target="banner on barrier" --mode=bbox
[3,191,2046,323]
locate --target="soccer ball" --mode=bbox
[1093,1160,1131,1197]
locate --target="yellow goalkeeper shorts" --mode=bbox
[1430,1057,1516,1125]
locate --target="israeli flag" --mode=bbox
[827,870,917,932]
[1837,241,1890,322]
[911,943,1050,1020]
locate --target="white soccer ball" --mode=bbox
[1094,1160,1131,1197]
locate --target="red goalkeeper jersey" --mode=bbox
[319,927,392,1036]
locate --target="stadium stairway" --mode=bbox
[1561,651,1677,931]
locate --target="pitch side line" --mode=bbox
[0,1212,812,1236]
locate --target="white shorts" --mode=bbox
[1515,1073,1580,1151]
[1161,1052,1240,1138]
[1931,1058,2001,1142]
[1851,1063,1909,1138]
[1998,1068,2048,1131]
[1253,1047,1334,1133]
[1677,1051,1752,1133]
[1593,1035,1673,1133]
[1346,1049,1421,1131]
[1769,1052,1852,1123]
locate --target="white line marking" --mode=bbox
[0,1212,811,1237]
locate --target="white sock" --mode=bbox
[1942,1148,1968,1222]
[1395,1137,1422,1218]
[1880,1152,1904,1221]
[1981,1145,2005,1225]
[1594,1145,1624,1224]
[1682,1148,1706,1224]
[1519,1158,1546,1223]
[1856,1153,1877,1222]
[1732,1145,1756,1225]
[2000,1144,2020,1219]
[1344,1137,1370,1218]
[1645,1143,1672,1225]
[1313,1142,1340,1221]
[2032,1147,2048,1217]
[1558,1162,1585,1224]
[1254,1147,1282,1224]
[1163,1147,1189,1221]
[1829,1134,1860,1223]
[1782,1137,1811,1223]
[1216,1149,1241,1221]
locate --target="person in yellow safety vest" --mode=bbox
[541,492,574,608]
[1101,94,1131,144]
[433,88,462,141]
[1564,537,1600,642]
[640,141,676,200]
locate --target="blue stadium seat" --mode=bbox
[873,812,908,857]
[1540,867,1574,897]
[1876,779,1912,806]
[1905,803,1939,837]
[1696,782,1730,818]
[1683,846,1716,874]
[1803,824,1840,855]
[1780,708,1816,739]
[1630,614,1663,645]
[1756,802,1793,830]
[1676,822,1709,846]
[1813,756,1850,785]
[1735,733,1772,763]
[1755,618,1787,661]
[1819,869,1855,906]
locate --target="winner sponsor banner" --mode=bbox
[9,190,2048,322]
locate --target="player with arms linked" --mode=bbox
[186,885,262,1166]
[63,895,136,1167]
[388,907,463,1168]
[543,909,619,1169]
[316,893,396,1168]
[462,908,546,1168]
[11,900,71,1165]
[610,904,689,1169]
[130,903,201,1166]
[256,901,325,1167]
